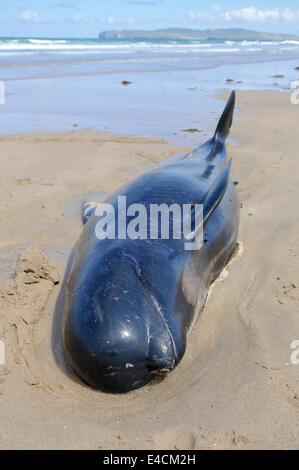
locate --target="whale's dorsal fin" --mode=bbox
[203,159,232,226]
[205,91,235,165]
[190,91,235,165]
[214,90,235,141]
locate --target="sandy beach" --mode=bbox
[0,89,298,449]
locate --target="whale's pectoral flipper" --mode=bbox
[203,159,232,226]
[81,201,100,225]
[191,91,235,165]
[188,159,232,240]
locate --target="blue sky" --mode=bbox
[1,0,299,37]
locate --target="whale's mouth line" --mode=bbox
[122,252,178,366]
[150,366,176,376]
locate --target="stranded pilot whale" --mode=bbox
[63,91,239,393]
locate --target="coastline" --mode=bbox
[0,89,298,449]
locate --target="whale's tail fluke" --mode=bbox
[214,90,235,141]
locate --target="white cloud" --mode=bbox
[106,16,134,25]
[21,10,41,23]
[72,13,83,22]
[57,1,75,7]
[187,6,299,25]
[223,6,299,23]
[281,7,299,22]
[188,11,211,21]
[212,4,220,13]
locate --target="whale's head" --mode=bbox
[63,248,180,393]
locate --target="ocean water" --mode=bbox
[0,37,298,143]
[1,36,299,58]
[1,37,299,75]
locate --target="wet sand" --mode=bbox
[2,56,299,145]
[0,90,298,449]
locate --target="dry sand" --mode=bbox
[0,90,298,449]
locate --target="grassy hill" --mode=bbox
[99,28,299,41]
